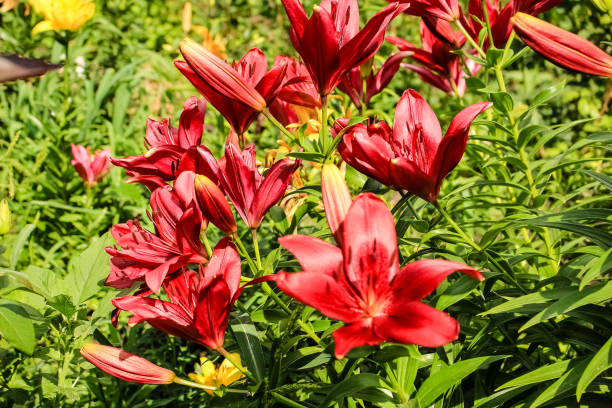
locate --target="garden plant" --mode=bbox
[0,0,611,407]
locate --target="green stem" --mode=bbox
[271,392,310,408]
[251,229,263,271]
[217,346,257,383]
[201,231,213,258]
[232,232,259,276]
[263,109,296,141]
[173,376,250,394]
[455,20,486,59]
[481,0,495,51]
[434,202,482,251]
[320,95,329,154]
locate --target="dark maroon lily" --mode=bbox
[281,0,407,96]
[111,97,218,188]
[338,51,412,111]
[176,46,288,138]
[275,193,484,358]
[112,238,241,350]
[218,143,301,229]
[394,0,462,22]
[105,183,208,293]
[388,22,480,96]
[337,89,491,202]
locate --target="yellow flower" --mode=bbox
[0,199,11,235]
[192,25,227,60]
[29,0,94,34]
[188,354,245,395]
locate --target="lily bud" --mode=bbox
[321,164,351,243]
[194,174,237,235]
[511,13,612,77]
[0,199,10,235]
[80,344,176,384]
[179,38,266,111]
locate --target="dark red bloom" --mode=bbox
[218,143,301,229]
[105,183,208,292]
[176,46,288,135]
[269,56,321,127]
[111,97,217,188]
[275,193,484,358]
[281,0,407,96]
[394,0,462,22]
[71,144,110,187]
[338,51,412,110]
[388,22,480,96]
[112,238,241,350]
[338,89,491,202]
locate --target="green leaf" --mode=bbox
[576,336,612,401]
[9,224,35,269]
[481,287,575,315]
[580,248,612,290]
[319,373,386,407]
[435,275,481,311]
[583,169,612,191]
[230,313,265,382]
[0,300,35,354]
[497,360,572,390]
[66,233,113,305]
[416,355,507,407]
[529,359,589,408]
[519,281,612,331]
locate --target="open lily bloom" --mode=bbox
[281,0,407,96]
[71,144,110,187]
[218,143,301,229]
[337,89,491,202]
[112,97,218,189]
[112,238,241,350]
[275,193,484,358]
[105,183,208,293]
[176,45,287,136]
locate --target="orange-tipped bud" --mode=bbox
[194,174,237,235]
[512,13,612,77]
[80,344,176,384]
[179,38,266,111]
[321,164,352,244]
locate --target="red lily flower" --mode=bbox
[112,238,241,350]
[81,344,176,385]
[105,183,208,292]
[281,0,407,96]
[338,51,412,110]
[393,0,462,22]
[111,97,217,188]
[514,0,563,15]
[320,163,351,244]
[511,13,612,77]
[176,45,288,136]
[275,193,484,358]
[218,143,301,229]
[337,89,491,202]
[388,22,480,96]
[269,56,321,128]
[71,144,110,187]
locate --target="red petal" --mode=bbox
[341,193,399,297]
[278,234,343,275]
[332,319,384,359]
[321,163,352,243]
[275,271,362,322]
[392,259,483,301]
[177,97,206,148]
[201,237,241,297]
[374,301,460,347]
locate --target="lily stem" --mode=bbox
[217,345,258,383]
[455,20,486,59]
[251,229,263,271]
[320,95,329,154]
[434,202,482,251]
[232,232,260,275]
[263,109,296,141]
[173,376,250,394]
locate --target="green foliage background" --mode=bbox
[0,0,611,407]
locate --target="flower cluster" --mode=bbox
[80,0,612,398]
